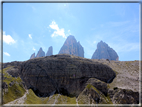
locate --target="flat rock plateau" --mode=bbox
[1,54,141,106]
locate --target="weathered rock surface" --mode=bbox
[86,78,108,96]
[108,88,139,104]
[30,53,35,59]
[20,54,115,97]
[91,41,119,61]
[77,81,112,104]
[6,66,19,77]
[3,61,22,69]
[46,46,53,56]
[77,42,84,57]
[59,35,84,57]
[2,82,8,89]
[36,47,45,58]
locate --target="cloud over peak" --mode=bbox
[49,21,66,38]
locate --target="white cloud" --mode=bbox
[4,52,10,56]
[29,34,32,39]
[33,47,36,51]
[3,32,16,45]
[49,21,66,38]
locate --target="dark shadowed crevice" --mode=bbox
[107,75,116,83]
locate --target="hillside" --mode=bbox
[1,54,140,106]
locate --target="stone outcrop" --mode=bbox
[6,66,19,77]
[30,53,35,59]
[20,54,116,97]
[36,47,45,58]
[108,88,139,104]
[86,78,108,96]
[46,46,53,56]
[59,35,84,57]
[77,79,112,104]
[91,41,119,61]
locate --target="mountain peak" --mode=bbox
[30,53,35,59]
[46,46,53,56]
[36,47,45,58]
[59,35,84,57]
[92,41,119,61]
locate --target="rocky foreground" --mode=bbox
[1,54,141,105]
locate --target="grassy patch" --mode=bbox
[3,83,25,104]
[86,84,92,89]
[2,66,26,104]
[24,89,44,104]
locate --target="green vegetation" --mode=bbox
[86,84,92,89]
[2,66,26,104]
[56,94,76,104]
[25,89,46,104]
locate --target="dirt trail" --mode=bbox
[76,98,79,106]
[4,90,28,105]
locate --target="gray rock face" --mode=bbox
[46,46,53,56]
[30,53,35,59]
[36,47,45,58]
[77,42,84,57]
[20,54,116,97]
[91,41,119,61]
[108,88,139,104]
[59,35,84,57]
[86,78,108,96]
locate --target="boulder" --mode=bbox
[20,54,116,97]
[86,78,108,96]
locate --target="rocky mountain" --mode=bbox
[36,47,45,58]
[2,55,140,105]
[46,46,53,56]
[59,35,84,57]
[91,41,119,61]
[30,53,35,59]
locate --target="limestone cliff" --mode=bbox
[91,41,119,61]
[30,53,35,59]
[46,46,53,56]
[36,47,45,58]
[59,35,84,57]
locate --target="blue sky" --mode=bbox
[2,3,140,62]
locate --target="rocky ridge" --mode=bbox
[30,46,53,59]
